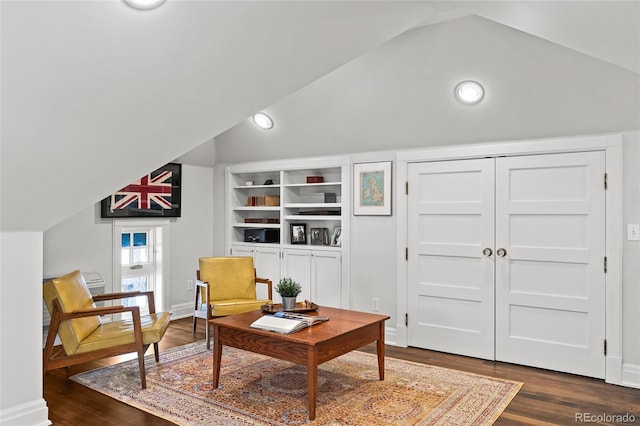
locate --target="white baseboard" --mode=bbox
[0,399,51,426]
[170,302,194,320]
[621,362,640,389]
[606,355,623,385]
[384,326,399,347]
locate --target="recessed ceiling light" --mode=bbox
[123,0,166,10]
[252,112,274,130]
[454,80,485,105]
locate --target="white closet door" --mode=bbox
[407,159,495,360]
[495,152,606,378]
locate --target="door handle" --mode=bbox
[496,248,507,258]
[482,247,493,257]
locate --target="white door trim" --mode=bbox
[395,133,623,385]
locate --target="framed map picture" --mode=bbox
[353,161,391,216]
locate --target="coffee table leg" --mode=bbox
[307,348,318,420]
[377,321,385,380]
[212,323,222,388]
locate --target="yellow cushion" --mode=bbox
[43,270,101,355]
[210,299,270,317]
[199,257,256,302]
[76,312,171,354]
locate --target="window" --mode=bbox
[120,230,153,314]
[113,220,169,318]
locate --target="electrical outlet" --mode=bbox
[187,279,194,291]
[371,297,379,311]
[627,224,640,241]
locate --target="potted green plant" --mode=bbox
[275,277,302,311]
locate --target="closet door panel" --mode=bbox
[407,158,495,360]
[495,151,606,378]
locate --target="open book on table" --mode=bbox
[250,311,329,334]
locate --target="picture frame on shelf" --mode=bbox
[310,228,329,245]
[353,161,392,216]
[290,223,307,244]
[330,226,342,247]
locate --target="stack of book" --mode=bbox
[247,195,280,206]
[250,311,329,334]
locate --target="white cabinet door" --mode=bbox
[230,244,253,258]
[253,246,281,300]
[231,244,281,300]
[407,158,495,360]
[311,250,341,308]
[282,248,341,306]
[281,249,312,303]
[495,152,605,378]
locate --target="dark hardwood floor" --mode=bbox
[44,318,640,425]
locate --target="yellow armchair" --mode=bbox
[43,270,170,389]
[193,257,272,348]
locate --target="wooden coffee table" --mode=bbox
[210,306,389,420]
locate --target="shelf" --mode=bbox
[233,206,281,211]
[283,182,341,188]
[284,203,341,209]
[233,184,281,190]
[284,215,342,221]
[231,241,281,246]
[232,223,281,229]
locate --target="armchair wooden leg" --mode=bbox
[193,316,198,334]
[137,350,147,389]
[206,322,211,350]
[153,343,160,362]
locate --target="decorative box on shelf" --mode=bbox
[306,176,324,183]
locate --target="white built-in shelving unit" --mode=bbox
[225,157,349,307]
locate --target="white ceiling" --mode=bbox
[213,12,639,164]
[1,0,439,231]
[457,1,639,74]
[181,0,640,166]
[1,1,639,231]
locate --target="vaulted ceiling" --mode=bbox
[2,1,639,231]
[205,1,640,165]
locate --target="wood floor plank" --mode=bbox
[44,318,640,425]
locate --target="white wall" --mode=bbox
[43,165,214,318]
[348,151,398,323]
[43,204,112,282]
[168,165,215,316]
[622,133,640,372]
[0,232,50,425]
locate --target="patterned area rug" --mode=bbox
[71,342,521,425]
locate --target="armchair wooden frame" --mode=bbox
[44,290,160,389]
[193,269,272,349]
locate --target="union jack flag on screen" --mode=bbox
[101,163,181,218]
